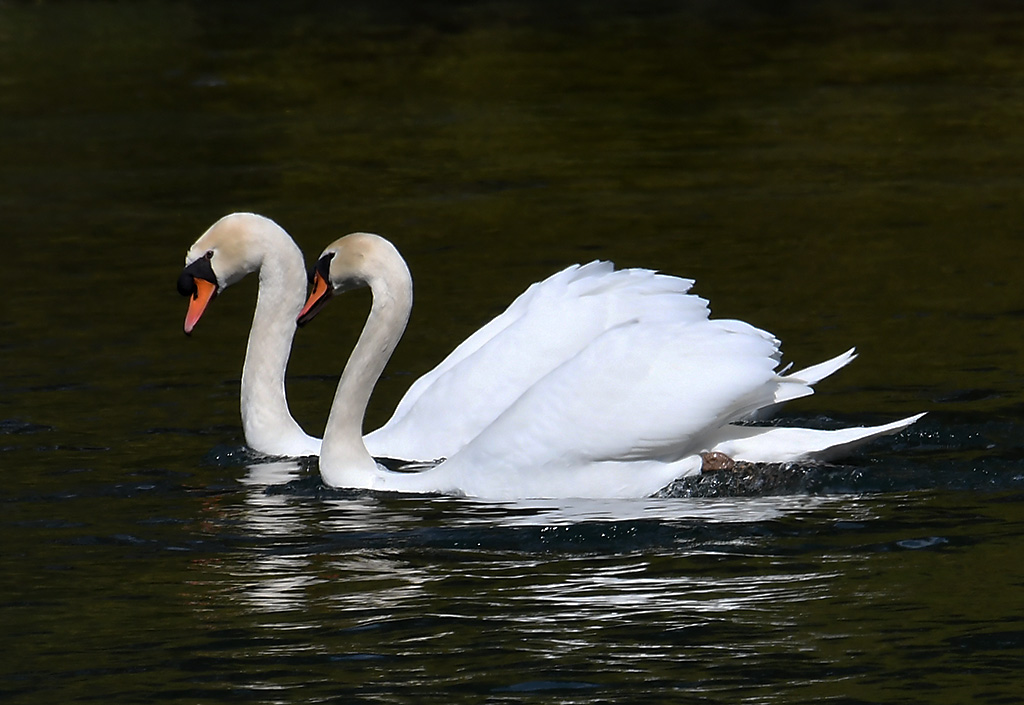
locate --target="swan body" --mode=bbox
[177,213,321,457]
[299,231,923,499]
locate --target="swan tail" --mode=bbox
[744,347,858,421]
[783,347,857,385]
[709,413,925,464]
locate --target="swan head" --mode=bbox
[297,232,409,327]
[177,213,285,335]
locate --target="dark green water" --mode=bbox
[2,2,1023,702]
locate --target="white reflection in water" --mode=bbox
[220,464,875,651]
[230,461,319,616]
[521,565,835,619]
[239,554,321,613]
[324,553,435,616]
[231,465,441,620]
[239,459,305,486]
[461,493,865,527]
[240,463,309,538]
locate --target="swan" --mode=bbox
[297,231,924,499]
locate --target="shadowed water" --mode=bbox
[2,1,1024,703]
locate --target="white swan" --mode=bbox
[177,213,321,456]
[297,231,924,499]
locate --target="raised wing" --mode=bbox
[364,262,711,459]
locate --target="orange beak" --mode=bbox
[297,270,332,326]
[184,278,217,335]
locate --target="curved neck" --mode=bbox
[239,230,320,456]
[319,257,413,487]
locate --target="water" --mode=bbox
[3,1,1024,702]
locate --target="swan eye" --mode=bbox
[205,250,214,260]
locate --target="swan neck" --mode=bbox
[320,255,413,486]
[239,230,317,455]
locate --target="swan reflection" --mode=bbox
[239,459,305,487]
[183,464,899,703]
[459,495,833,526]
[217,471,875,625]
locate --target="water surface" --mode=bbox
[2,2,1023,703]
